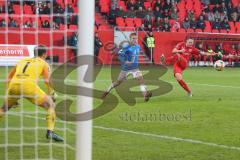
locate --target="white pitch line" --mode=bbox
[7,112,240,152]
[64,79,240,89]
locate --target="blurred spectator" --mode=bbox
[220,2,228,13]
[126,6,136,18]
[7,2,14,14]
[208,11,215,21]
[127,0,136,10]
[135,0,144,10]
[42,20,50,28]
[204,45,214,65]
[136,7,146,18]
[144,15,152,28]
[227,2,234,19]
[162,17,170,32]
[214,10,221,20]
[146,24,153,32]
[9,18,18,27]
[94,32,103,64]
[201,0,210,6]
[0,3,5,13]
[172,18,181,30]
[171,7,178,20]
[53,22,60,30]
[190,17,197,30]
[212,3,221,13]
[154,17,163,31]
[54,4,64,14]
[212,18,221,30]
[109,6,117,24]
[43,2,51,14]
[23,20,33,28]
[67,4,74,14]
[0,19,6,27]
[143,31,155,63]
[67,32,78,63]
[162,9,170,18]
[154,0,162,10]
[163,0,171,11]
[116,6,127,18]
[182,17,190,29]
[221,18,230,30]
[187,10,195,21]
[226,44,239,65]
[196,15,206,30]
[221,11,229,21]
[154,6,162,19]
[145,7,155,19]
[53,14,64,25]
[214,44,225,61]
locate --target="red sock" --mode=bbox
[178,80,191,93]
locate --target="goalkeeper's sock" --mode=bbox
[46,107,56,131]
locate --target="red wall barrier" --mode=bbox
[1,28,239,64]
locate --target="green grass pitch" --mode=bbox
[0,66,240,160]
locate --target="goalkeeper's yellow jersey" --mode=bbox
[11,57,50,83]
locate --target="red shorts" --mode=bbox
[173,56,188,76]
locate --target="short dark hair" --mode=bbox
[129,32,137,38]
[34,45,46,57]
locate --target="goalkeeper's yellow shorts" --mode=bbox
[6,82,47,106]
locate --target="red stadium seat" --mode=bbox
[144,2,151,9]
[125,18,134,27]
[220,29,227,33]
[235,22,240,30]
[134,18,142,28]
[98,25,110,30]
[185,1,193,10]
[13,5,21,14]
[69,25,78,30]
[23,5,33,14]
[186,28,194,33]
[195,29,203,32]
[204,28,211,33]
[101,5,110,13]
[178,28,186,33]
[99,0,110,6]
[118,1,127,11]
[116,17,125,26]
[228,21,235,30]
[212,29,219,33]
[228,29,236,33]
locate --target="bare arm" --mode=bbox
[7,66,16,85]
[172,47,185,54]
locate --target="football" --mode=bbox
[214,60,225,71]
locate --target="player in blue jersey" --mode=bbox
[102,32,152,102]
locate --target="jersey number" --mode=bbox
[22,62,31,73]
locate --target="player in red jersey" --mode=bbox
[161,38,219,97]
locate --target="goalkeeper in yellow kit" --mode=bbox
[0,45,63,142]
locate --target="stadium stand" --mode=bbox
[0,0,239,64]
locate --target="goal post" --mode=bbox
[76,0,94,160]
